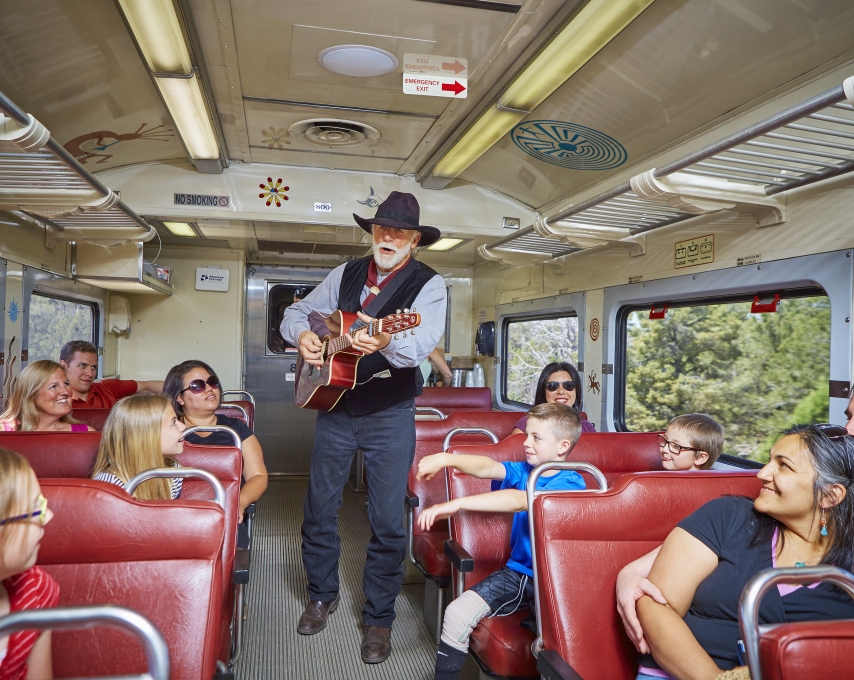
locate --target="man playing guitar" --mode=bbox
[281,191,447,664]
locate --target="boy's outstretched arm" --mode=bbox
[418,489,527,531]
[417,452,507,481]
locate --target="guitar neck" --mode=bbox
[327,319,381,356]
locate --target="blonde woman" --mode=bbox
[91,393,186,500]
[0,360,94,432]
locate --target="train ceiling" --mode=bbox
[1,0,853,260]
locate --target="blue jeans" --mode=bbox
[301,399,416,627]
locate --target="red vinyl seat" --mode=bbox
[70,407,111,430]
[216,400,254,429]
[0,431,101,476]
[568,432,663,486]
[415,386,493,412]
[759,620,854,680]
[532,471,763,680]
[39,479,225,680]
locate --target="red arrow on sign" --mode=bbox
[442,59,466,75]
[441,80,466,96]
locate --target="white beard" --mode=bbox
[372,239,413,271]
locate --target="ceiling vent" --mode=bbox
[288,119,380,147]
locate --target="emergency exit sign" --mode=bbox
[403,74,467,98]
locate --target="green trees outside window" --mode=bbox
[28,295,94,362]
[505,316,578,405]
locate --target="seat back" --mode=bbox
[71,408,111,430]
[447,435,528,589]
[39,479,225,680]
[533,471,763,680]
[569,432,663,486]
[0,431,101,476]
[217,400,254,429]
[415,386,493,412]
[759,620,854,680]
[411,411,521,536]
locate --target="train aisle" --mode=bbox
[236,478,437,679]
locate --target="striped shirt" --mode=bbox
[93,460,183,499]
[0,566,60,680]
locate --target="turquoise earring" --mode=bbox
[821,511,828,537]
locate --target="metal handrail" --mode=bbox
[222,390,256,407]
[0,604,168,680]
[216,403,250,423]
[182,425,242,451]
[416,407,447,420]
[526,461,609,656]
[739,566,854,680]
[126,467,226,510]
[442,428,502,502]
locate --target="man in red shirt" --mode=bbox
[59,340,165,408]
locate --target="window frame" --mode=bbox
[27,291,100,363]
[615,286,829,432]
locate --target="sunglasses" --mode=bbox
[546,381,576,392]
[658,433,699,456]
[181,376,221,394]
[816,424,851,439]
[0,494,48,527]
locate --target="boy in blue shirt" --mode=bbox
[417,402,585,680]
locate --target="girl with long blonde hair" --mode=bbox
[91,393,186,501]
[0,448,58,680]
[0,360,92,432]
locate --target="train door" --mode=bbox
[245,265,329,474]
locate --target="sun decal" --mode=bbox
[261,127,290,149]
[259,177,289,207]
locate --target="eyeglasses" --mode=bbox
[658,434,699,456]
[181,376,220,394]
[546,380,576,392]
[0,494,48,527]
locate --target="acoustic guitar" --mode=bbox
[294,309,421,410]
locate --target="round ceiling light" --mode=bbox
[319,45,398,78]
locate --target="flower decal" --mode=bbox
[259,178,289,207]
[261,127,290,149]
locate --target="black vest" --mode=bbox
[338,256,439,416]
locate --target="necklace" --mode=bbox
[785,531,815,568]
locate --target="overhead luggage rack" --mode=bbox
[0,90,155,245]
[480,76,854,265]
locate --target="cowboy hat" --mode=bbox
[353,191,441,247]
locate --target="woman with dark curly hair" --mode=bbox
[511,361,595,435]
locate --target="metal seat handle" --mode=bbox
[126,467,226,510]
[222,390,256,407]
[442,427,499,453]
[183,424,242,451]
[416,407,447,420]
[0,604,169,680]
[526,461,609,656]
[217,403,250,423]
[739,565,854,680]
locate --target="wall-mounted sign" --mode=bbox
[737,254,761,267]
[674,234,714,269]
[402,53,468,77]
[403,74,467,98]
[195,267,229,292]
[313,202,332,212]
[174,193,230,207]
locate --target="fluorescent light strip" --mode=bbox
[434,0,655,179]
[427,237,465,251]
[163,221,198,237]
[117,0,192,73]
[154,74,219,159]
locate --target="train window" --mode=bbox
[28,294,96,362]
[619,291,830,461]
[503,315,579,406]
[267,284,316,354]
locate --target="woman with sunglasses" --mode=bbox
[617,424,854,679]
[164,360,268,521]
[511,361,595,435]
[91,393,186,500]
[0,360,94,432]
[0,448,58,680]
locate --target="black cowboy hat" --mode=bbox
[353,191,441,247]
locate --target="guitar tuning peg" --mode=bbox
[410,329,415,334]
[394,333,399,340]
[396,309,401,314]
[404,308,410,313]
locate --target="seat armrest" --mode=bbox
[405,489,419,509]
[444,539,474,572]
[245,502,256,518]
[233,548,251,585]
[537,650,583,680]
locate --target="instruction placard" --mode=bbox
[674,234,714,269]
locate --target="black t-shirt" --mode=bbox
[641,496,854,672]
[183,414,253,446]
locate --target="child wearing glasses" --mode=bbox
[91,393,186,500]
[0,448,57,680]
[510,362,595,435]
[658,413,724,471]
[417,403,585,680]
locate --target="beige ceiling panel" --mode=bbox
[250,146,404,173]
[0,0,186,171]
[290,25,435,91]
[244,99,434,161]
[459,0,854,207]
[232,0,514,114]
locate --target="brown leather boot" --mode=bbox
[360,624,392,663]
[297,594,340,635]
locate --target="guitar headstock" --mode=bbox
[381,312,421,333]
